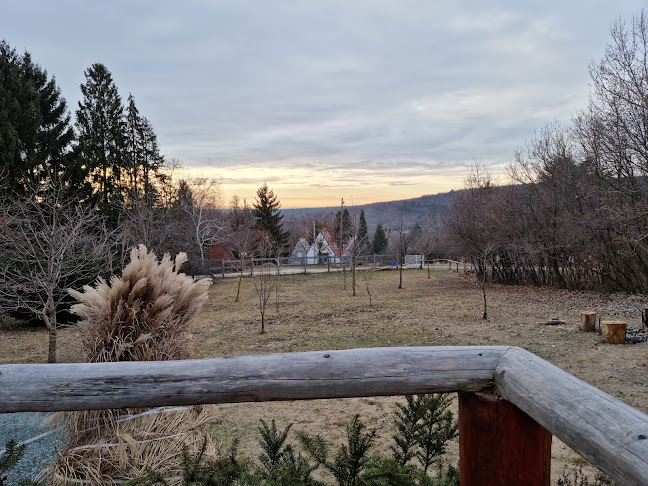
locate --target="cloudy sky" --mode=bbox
[2,1,644,207]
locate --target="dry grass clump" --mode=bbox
[50,406,216,485]
[69,244,211,362]
[49,245,215,485]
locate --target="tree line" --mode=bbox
[444,11,648,293]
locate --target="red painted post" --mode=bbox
[459,392,552,486]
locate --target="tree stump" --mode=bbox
[602,321,626,344]
[579,311,596,332]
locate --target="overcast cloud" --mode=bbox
[2,1,645,206]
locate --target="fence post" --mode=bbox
[459,392,551,486]
[222,259,225,278]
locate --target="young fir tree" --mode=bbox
[0,41,76,193]
[372,224,389,254]
[357,210,369,250]
[333,208,353,244]
[253,183,289,254]
[76,63,126,218]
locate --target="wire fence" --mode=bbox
[207,256,472,278]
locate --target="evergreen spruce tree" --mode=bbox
[253,183,289,254]
[76,63,126,218]
[125,93,164,208]
[0,41,76,193]
[372,224,388,254]
[333,208,353,243]
[358,210,369,250]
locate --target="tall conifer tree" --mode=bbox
[0,41,76,193]
[372,223,388,254]
[358,210,369,249]
[253,183,289,254]
[76,63,126,215]
[124,93,164,207]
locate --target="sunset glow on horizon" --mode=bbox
[168,160,481,209]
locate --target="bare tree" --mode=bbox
[414,226,441,279]
[253,236,277,334]
[226,196,258,302]
[363,265,374,306]
[390,210,414,290]
[0,180,113,362]
[176,177,225,274]
[348,206,370,296]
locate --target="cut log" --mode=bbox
[579,311,597,332]
[602,321,626,344]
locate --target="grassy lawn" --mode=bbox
[3,267,646,483]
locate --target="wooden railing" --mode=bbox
[2,346,647,486]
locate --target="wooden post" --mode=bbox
[222,259,225,278]
[579,311,596,331]
[602,321,627,344]
[459,392,551,486]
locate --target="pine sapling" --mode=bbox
[413,395,458,474]
[0,440,25,486]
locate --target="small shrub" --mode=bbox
[557,467,617,486]
[1,440,25,486]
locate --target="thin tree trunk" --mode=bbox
[352,256,356,296]
[47,306,57,363]
[235,258,243,302]
[482,282,488,320]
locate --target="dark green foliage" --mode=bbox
[0,440,26,486]
[357,211,369,250]
[253,183,290,254]
[557,468,616,486]
[299,415,416,486]
[258,419,294,472]
[127,397,460,486]
[391,395,457,474]
[0,40,76,194]
[330,415,375,485]
[125,93,165,208]
[391,396,425,467]
[420,461,459,486]
[258,418,318,483]
[413,395,457,473]
[76,63,126,218]
[334,209,353,245]
[372,224,389,255]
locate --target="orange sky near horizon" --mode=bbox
[170,161,492,209]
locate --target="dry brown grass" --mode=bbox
[3,266,647,483]
[48,246,215,485]
[69,244,211,362]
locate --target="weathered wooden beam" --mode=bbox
[459,392,551,486]
[0,346,506,413]
[495,346,648,486]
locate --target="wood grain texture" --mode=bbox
[494,346,648,486]
[579,311,596,331]
[459,392,551,486]
[0,346,506,413]
[602,320,627,344]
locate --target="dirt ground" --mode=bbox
[2,267,647,484]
